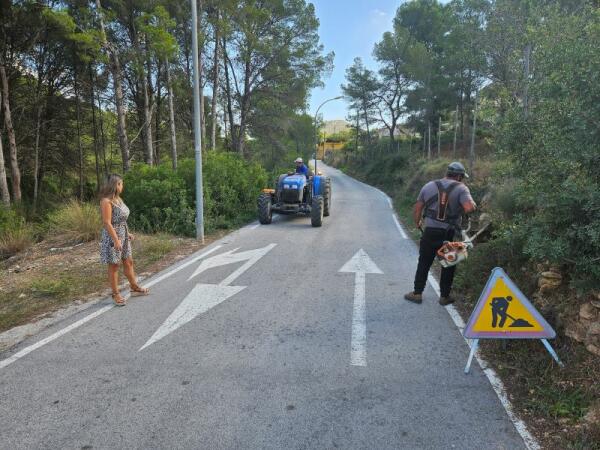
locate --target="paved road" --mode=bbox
[0,163,527,450]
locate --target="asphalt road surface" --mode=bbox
[0,163,528,450]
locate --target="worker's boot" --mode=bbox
[439,295,455,306]
[404,291,423,304]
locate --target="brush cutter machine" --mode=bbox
[435,213,492,268]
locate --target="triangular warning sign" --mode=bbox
[464,267,556,339]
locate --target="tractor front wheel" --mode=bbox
[258,193,273,224]
[311,195,324,227]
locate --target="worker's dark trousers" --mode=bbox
[413,227,456,298]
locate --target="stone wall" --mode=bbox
[565,293,600,357]
[536,265,600,357]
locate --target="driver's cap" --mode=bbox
[294,157,303,163]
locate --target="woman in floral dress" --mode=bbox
[99,174,149,306]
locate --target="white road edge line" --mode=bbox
[0,245,223,370]
[367,173,542,450]
[0,305,113,370]
[378,190,409,239]
[392,213,409,240]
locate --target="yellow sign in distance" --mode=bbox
[464,267,556,339]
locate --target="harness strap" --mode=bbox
[423,180,461,223]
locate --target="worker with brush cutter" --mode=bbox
[404,162,476,306]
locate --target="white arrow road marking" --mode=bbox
[139,284,245,351]
[188,244,275,283]
[140,243,276,351]
[339,249,383,366]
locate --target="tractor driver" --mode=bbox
[294,157,312,178]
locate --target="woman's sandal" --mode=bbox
[130,284,150,297]
[112,292,126,307]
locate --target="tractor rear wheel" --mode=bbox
[258,193,272,224]
[311,195,324,227]
[323,178,331,216]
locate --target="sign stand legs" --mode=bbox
[541,339,564,367]
[464,339,479,374]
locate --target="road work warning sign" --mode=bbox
[464,267,556,339]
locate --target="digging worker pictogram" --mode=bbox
[491,296,513,328]
[404,162,476,306]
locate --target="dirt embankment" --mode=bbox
[0,230,229,350]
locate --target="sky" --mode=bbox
[308,0,402,122]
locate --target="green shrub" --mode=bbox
[123,152,268,236]
[47,200,102,242]
[492,9,600,291]
[0,206,22,233]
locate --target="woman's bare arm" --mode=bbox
[100,199,121,250]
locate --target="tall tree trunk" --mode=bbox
[113,53,130,172]
[427,121,431,159]
[437,115,441,158]
[142,49,154,165]
[33,103,43,208]
[154,59,161,165]
[222,108,228,148]
[355,109,359,152]
[211,12,220,151]
[222,36,235,150]
[238,102,247,156]
[469,94,478,176]
[95,76,108,174]
[0,111,9,205]
[0,65,21,202]
[383,104,397,147]
[453,105,458,158]
[166,61,177,170]
[96,0,130,172]
[459,88,464,141]
[238,56,252,156]
[74,68,84,200]
[89,64,101,189]
[37,91,53,196]
[362,107,370,146]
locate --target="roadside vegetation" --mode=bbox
[333,1,600,448]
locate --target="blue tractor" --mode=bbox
[257,171,331,227]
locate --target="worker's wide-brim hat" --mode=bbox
[295,158,303,163]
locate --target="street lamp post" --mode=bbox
[191,0,204,242]
[313,96,343,174]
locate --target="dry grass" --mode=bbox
[0,224,34,259]
[47,200,102,243]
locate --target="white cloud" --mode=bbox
[369,8,389,26]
